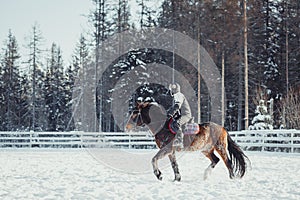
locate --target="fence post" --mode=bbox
[29,131,33,148]
[129,132,131,149]
[80,132,83,148]
[291,132,294,153]
[261,132,265,152]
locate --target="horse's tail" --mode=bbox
[227,133,249,178]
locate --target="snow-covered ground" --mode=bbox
[0,148,299,200]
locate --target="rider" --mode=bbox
[167,83,193,149]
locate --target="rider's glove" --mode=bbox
[167,114,173,120]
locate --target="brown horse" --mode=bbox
[125,102,249,181]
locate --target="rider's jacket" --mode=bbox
[173,92,192,118]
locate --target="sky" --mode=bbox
[0,0,95,65]
[0,0,161,67]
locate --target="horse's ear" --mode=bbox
[136,101,150,109]
[136,101,141,107]
[135,101,143,108]
[136,101,144,109]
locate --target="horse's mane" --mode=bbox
[148,102,166,116]
[200,122,210,127]
[149,102,159,106]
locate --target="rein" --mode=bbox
[126,109,144,129]
[128,104,174,136]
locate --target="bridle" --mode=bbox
[126,103,167,134]
[126,109,145,129]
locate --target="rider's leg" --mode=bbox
[174,127,183,147]
[173,115,191,148]
[173,125,184,150]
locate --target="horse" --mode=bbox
[125,101,249,181]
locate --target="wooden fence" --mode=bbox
[229,129,300,153]
[0,131,156,149]
[0,130,299,152]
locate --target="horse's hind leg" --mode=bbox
[168,152,181,181]
[215,147,234,179]
[152,145,173,181]
[203,149,220,180]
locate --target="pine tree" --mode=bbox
[0,30,21,130]
[34,66,47,130]
[101,0,132,131]
[137,0,156,29]
[249,99,274,130]
[89,0,113,131]
[26,23,44,131]
[17,74,31,130]
[44,43,65,131]
[0,61,4,130]
[282,0,300,90]
[157,0,244,129]
[71,34,91,131]
[247,0,293,128]
[113,0,131,33]
[63,65,76,131]
[263,0,282,97]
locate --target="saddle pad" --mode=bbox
[184,123,199,135]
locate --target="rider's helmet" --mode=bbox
[169,83,181,94]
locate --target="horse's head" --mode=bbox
[125,102,151,132]
[125,101,167,133]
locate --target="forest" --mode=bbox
[0,0,299,132]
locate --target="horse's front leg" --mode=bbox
[152,144,173,181]
[168,152,181,181]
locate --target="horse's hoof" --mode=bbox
[174,173,181,182]
[154,170,162,181]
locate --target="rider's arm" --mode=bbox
[167,93,185,117]
[167,103,180,117]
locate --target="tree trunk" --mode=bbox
[221,51,225,127]
[244,0,249,129]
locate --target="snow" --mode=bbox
[0,149,299,199]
